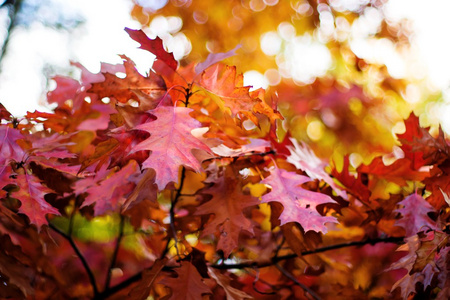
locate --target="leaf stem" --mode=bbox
[103,214,125,291]
[48,222,99,298]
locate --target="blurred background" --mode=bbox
[0,0,449,158]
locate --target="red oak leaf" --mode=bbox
[208,267,253,300]
[0,126,25,169]
[357,156,429,186]
[159,261,211,300]
[125,27,178,71]
[195,174,259,257]
[387,233,440,299]
[261,166,337,234]
[398,113,450,168]
[12,173,60,230]
[394,193,438,237]
[0,103,12,120]
[199,64,261,119]
[88,55,167,108]
[77,160,139,215]
[287,138,347,199]
[131,106,212,190]
[331,155,371,203]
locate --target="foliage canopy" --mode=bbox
[1,1,450,299]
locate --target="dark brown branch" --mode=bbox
[48,222,99,298]
[103,214,125,291]
[211,236,405,270]
[101,236,404,298]
[168,166,187,258]
[275,263,322,300]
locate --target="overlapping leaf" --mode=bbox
[261,166,337,233]
[131,106,212,189]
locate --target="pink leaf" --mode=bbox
[131,106,212,190]
[13,173,60,230]
[394,193,438,237]
[261,166,337,233]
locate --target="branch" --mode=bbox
[101,236,404,298]
[211,236,404,270]
[48,222,99,298]
[103,214,125,291]
[168,166,187,258]
[275,263,322,300]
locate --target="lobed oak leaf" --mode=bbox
[287,138,347,199]
[195,174,259,257]
[0,126,25,170]
[159,261,211,300]
[357,156,429,187]
[125,27,178,71]
[261,166,337,234]
[199,64,261,119]
[128,258,167,300]
[331,155,371,203]
[77,160,139,215]
[0,103,13,120]
[387,233,441,299]
[130,106,212,190]
[208,267,253,300]
[88,55,167,107]
[394,193,438,237]
[398,113,450,167]
[12,173,60,230]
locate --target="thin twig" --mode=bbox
[168,166,187,258]
[275,263,322,300]
[48,222,99,298]
[211,236,404,270]
[103,214,125,291]
[101,236,404,298]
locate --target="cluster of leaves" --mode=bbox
[1,27,450,300]
[131,0,417,160]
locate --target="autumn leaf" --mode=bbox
[394,193,438,237]
[88,55,167,108]
[261,166,337,234]
[128,258,167,300]
[131,106,212,189]
[195,172,259,257]
[12,173,60,229]
[199,64,261,119]
[77,160,139,215]
[0,126,25,170]
[398,113,450,167]
[208,267,253,300]
[331,155,371,203]
[125,27,178,71]
[159,261,211,300]
[287,138,347,199]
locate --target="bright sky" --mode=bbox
[0,0,449,131]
